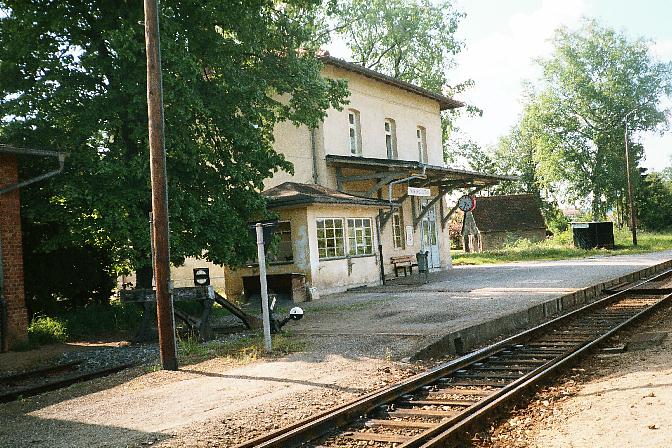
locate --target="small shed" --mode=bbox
[461,194,546,252]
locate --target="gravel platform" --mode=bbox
[296,250,672,358]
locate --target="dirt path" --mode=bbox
[475,304,672,448]
[0,349,420,448]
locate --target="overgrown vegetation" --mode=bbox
[27,316,68,346]
[452,229,672,266]
[176,332,305,366]
[25,301,143,346]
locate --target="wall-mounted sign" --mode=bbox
[193,268,210,286]
[408,186,431,197]
[405,225,414,246]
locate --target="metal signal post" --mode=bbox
[144,0,178,370]
[624,110,638,247]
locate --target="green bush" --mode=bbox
[28,316,68,345]
[61,301,143,340]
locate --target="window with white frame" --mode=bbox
[392,211,404,249]
[316,218,345,259]
[417,126,428,163]
[347,218,373,256]
[348,109,362,156]
[384,118,397,159]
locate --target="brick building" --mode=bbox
[0,145,65,351]
[0,153,28,351]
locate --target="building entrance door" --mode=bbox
[420,200,441,269]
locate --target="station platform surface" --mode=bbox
[293,250,672,358]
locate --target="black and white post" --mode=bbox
[255,223,272,352]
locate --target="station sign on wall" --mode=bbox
[408,186,431,197]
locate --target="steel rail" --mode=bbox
[236,267,672,448]
[412,286,672,447]
[0,362,136,403]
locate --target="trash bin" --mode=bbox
[416,251,429,281]
[571,222,614,249]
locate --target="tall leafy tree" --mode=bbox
[525,20,672,219]
[0,0,348,286]
[329,0,464,92]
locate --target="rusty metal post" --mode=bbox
[144,0,178,370]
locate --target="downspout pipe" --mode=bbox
[0,153,67,195]
[310,128,319,184]
[387,165,427,209]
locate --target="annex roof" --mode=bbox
[326,155,517,187]
[263,182,393,209]
[319,55,463,111]
[471,194,546,233]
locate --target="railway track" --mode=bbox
[0,359,135,403]
[236,267,672,448]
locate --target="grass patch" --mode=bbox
[177,332,305,366]
[452,229,672,266]
[22,300,143,349]
[27,316,67,346]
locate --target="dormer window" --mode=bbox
[384,118,397,159]
[417,126,428,163]
[348,109,362,156]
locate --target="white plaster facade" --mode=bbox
[223,58,459,300]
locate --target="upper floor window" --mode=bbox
[417,126,428,164]
[384,118,397,159]
[348,109,362,156]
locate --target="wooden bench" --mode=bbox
[390,255,418,277]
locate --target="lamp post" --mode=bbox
[623,108,638,246]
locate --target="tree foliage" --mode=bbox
[329,0,464,92]
[521,20,672,219]
[0,0,348,283]
[637,171,672,231]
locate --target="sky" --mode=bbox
[327,0,672,171]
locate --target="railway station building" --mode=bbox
[222,55,513,301]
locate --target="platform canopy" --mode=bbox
[326,155,517,230]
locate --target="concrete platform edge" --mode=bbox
[410,258,672,360]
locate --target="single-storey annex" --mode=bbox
[462,194,547,252]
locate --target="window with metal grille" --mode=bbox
[384,118,397,159]
[347,218,373,256]
[392,212,404,249]
[417,126,428,163]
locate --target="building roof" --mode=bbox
[319,55,463,111]
[263,182,393,209]
[0,143,64,158]
[470,194,546,233]
[326,155,517,187]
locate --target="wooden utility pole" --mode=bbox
[144,0,178,370]
[624,111,638,246]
